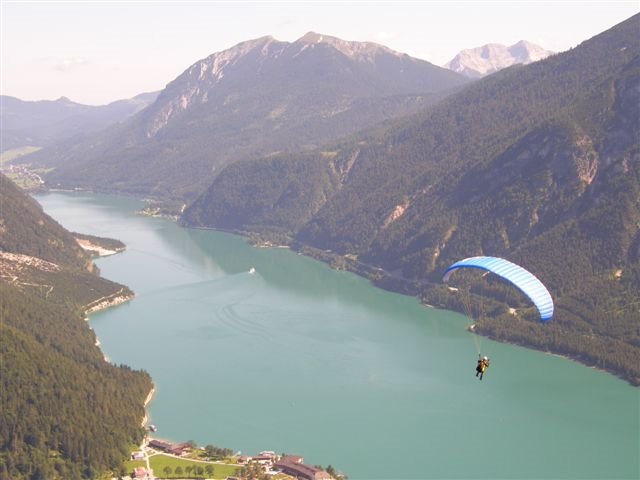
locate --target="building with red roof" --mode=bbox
[275,456,332,480]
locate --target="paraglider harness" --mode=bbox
[475,355,490,380]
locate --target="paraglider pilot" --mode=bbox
[476,355,490,380]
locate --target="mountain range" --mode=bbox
[0,92,158,152]
[444,40,554,78]
[20,32,469,200]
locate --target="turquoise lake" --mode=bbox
[37,192,639,480]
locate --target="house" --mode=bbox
[282,455,303,464]
[148,439,172,451]
[238,453,274,465]
[274,456,332,480]
[147,438,190,455]
[168,442,191,456]
[131,450,145,460]
[133,466,148,479]
[251,454,274,466]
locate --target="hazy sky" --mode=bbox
[2,1,638,105]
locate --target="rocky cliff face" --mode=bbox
[142,32,467,137]
[143,36,280,137]
[444,40,553,78]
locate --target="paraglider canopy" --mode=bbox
[442,256,553,322]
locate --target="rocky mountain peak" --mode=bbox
[218,35,277,56]
[197,35,280,77]
[297,31,325,43]
[145,35,286,137]
[144,31,447,138]
[444,40,554,78]
[295,31,399,59]
[508,40,553,63]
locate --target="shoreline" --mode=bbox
[85,290,134,314]
[141,387,156,428]
[473,326,640,387]
[84,288,133,364]
[466,323,625,382]
[185,224,640,387]
[75,237,123,257]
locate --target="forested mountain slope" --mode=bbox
[22,33,469,201]
[0,174,152,479]
[183,15,640,384]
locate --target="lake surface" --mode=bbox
[38,192,639,480]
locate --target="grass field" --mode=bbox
[149,454,241,479]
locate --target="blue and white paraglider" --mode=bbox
[442,256,553,322]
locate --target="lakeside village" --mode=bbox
[126,427,343,480]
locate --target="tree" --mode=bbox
[205,464,214,477]
[163,465,172,477]
[196,465,204,476]
[175,466,183,476]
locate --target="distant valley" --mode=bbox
[0,92,158,152]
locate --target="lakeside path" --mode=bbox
[144,447,154,480]
[141,388,156,479]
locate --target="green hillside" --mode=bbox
[0,175,93,271]
[183,15,640,384]
[0,174,152,479]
